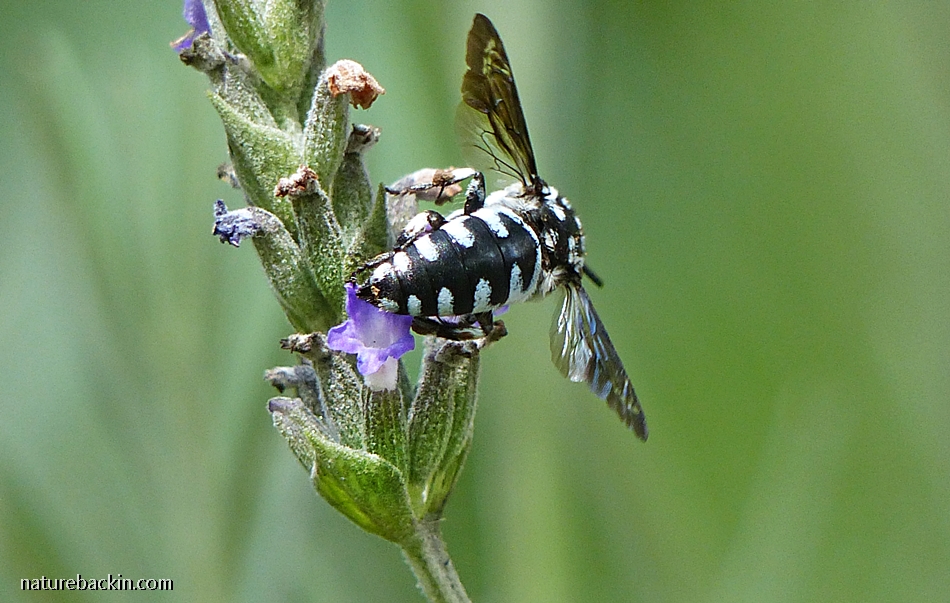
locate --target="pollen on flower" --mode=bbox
[326,283,414,391]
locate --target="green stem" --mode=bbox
[401,519,472,603]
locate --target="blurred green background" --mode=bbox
[2,1,949,601]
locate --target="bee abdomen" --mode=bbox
[360,207,541,316]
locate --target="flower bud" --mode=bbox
[213,0,325,99]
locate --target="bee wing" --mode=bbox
[457,13,541,192]
[550,284,648,440]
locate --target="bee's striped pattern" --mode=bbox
[363,185,585,318]
[354,14,648,440]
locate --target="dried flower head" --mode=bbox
[326,59,386,109]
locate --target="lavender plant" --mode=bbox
[175,2,476,601]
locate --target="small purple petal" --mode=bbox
[355,347,392,375]
[326,320,362,354]
[326,283,414,381]
[172,33,196,54]
[172,0,210,53]
[183,0,210,35]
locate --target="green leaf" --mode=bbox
[364,387,410,477]
[290,333,366,449]
[332,127,377,242]
[213,0,318,99]
[302,71,349,187]
[406,341,480,517]
[208,91,300,233]
[308,431,415,544]
[212,0,274,80]
[344,183,391,276]
[277,169,347,315]
[269,396,415,544]
[244,207,334,332]
[423,348,479,517]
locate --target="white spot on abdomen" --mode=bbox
[414,235,440,261]
[437,287,455,315]
[392,251,412,273]
[473,208,508,237]
[407,294,423,316]
[371,262,392,284]
[529,247,542,294]
[508,264,527,304]
[473,278,492,312]
[442,218,475,248]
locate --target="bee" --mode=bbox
[356,14,647,439]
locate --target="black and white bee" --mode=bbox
[355,14,648,439]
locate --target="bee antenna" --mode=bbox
[582,265,604,287]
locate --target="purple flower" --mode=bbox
[327,283,415,390]
[172,0,211,53]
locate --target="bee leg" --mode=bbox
[386,167,477,204]
[472,311,507,343]
[410,313,507,344]
[351,250,395,281]
[395,210,446,248]
[353,209,447,282]
[486,320,507,343]
[472,312,492,334]
[411,317,481,340]
[463,172,487,214]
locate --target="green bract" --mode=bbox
[267,335,480,543]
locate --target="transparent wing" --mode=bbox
[550,284,648,440]
[455,105,520,191]
[457,13,541,192]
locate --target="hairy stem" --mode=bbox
[401,519,472,603]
